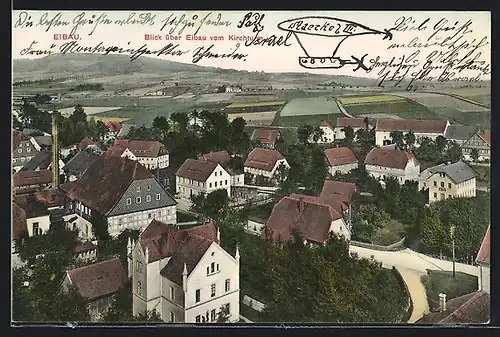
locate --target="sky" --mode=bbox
[12,10,491,79]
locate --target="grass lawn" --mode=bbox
[247,202,275,223]
[338,94,405,105]
[225,101,287,109]
[177,211,199,223]
[344,99,438,120]
[421,270,478,311]
[471,165,490,183]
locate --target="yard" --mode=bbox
[176,211,199,223]
[338,94,405,105]
[471,165,490,189]
[247,202,275,223]
[421,270,478,311]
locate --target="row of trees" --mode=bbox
[70,83,104,92]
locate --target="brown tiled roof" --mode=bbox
[74,241,98,254]
[203,150,231,165]
[105,145,126,157]
[478,129,491,146]
[106,121,123,132]
[109,140,165,158]
[34,189,66,208]
[375,118,448,133]
[476,225,490,265]
[364,147,419,170]
[324,147,358,166]
[13,170,53,187]
[77,137,98,151]
[244,148,285,171]
[336,117,366,128]
[12,202,28,240]
[67,257,127,301]
[250,128,280,145]
[321,120,335,131]
[417,291,490,324]
[60,155,153,215]
[320,180,356,204]
[14,195,50,218]
[176,159,218,182]
[267,195,343,244]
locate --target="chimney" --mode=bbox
[298,197,305,213]
[182,262,188,292]
[235,245,240,262]
[438,293,447,312]
[217,226,220,242]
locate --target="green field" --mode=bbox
[343,100,438,120]
[338,95,405,105]
[272,113,343,127]
[432,108,491,128]
[279,96,342,117]
[225,101,287,109]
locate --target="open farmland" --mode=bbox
[338,94,405,105]
[225,101,287,110]
[228,111,276,126]
[232,93,281,103]
[342,98,438,120]
[196,93,235,103]
[58,106,123,116]
[88,116,131,123]
[392,92,490,112]
[272,113,343,127]
[279,96,342,117]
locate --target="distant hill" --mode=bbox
[13,53,218,76]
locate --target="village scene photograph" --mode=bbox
[11,10,491,325]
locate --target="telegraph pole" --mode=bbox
[450,225,456,277]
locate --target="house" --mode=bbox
[310,121,336,143]
[12,130,41,172]
[333,117,367,140]
[59,155,177,237]
[476,225,490,294]
[244,148,290,181]
[13,169,53,194]
[225,85,243,93]
[106,140,170,170]
[106,121,123,135]
[13,195,51,237]
[364,146,420,184]
[419,161,477,202]
[374,118,450,147]
[74,241,98,262]
[63,214,95,241]
[77,137,102,153]
[176,159,232,199]
[20,149,65,175]
[444,124,479,145]
[22,129,53,150]
[129,220,240,323]
[324,147,358,175]
[61,257,128,321]
[33,188,66,211]
[266,194,351,246]
[203,150,244,187]
[63,150,101,182]
[461,129,491,162]
[250,128,281,149]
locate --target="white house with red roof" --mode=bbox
[128,220,240,323]
[461,129,491,162]
[310,121,336,144]
[334,117,367,140]
[324,147,358,175]
[374,118,450,147]
[244,148,289,180]
[364,146,420,185]
[106,140,170,170]
[176,159,232,200]
[476,225,490,294]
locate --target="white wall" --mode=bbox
[328,218,351,241]
[231,174,245,187]
[108,205,176,237]
[334,126,363,140]
[375,130,446,147]
[64,213,95,241]
[365,160,420,185]
[246,220,265,236]
[161,276,185,322]
[244,158,289,179]
[27,215,50,237]
[478,265,490,294]
[176,164,231,200]
[328,162,358,176]
[137,154,170,170]
[310,126,335,144]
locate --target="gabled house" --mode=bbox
[77,137,103,153]
[13,195,51,237]
[63,213,95,241]
[461,129,490,162]
[364,146,420,185]
[250,128,281,149]
[374,118,450,147]
[311,121,336,144]
[61,257,128,321]
[106,121,123,136]
[13,169,53,194]
[20,149,65,175]
[129,220,240,323]
[176,159,232,199]
[74,241,98,263]
[419,161,477,202]
[324,147,358,175]
[33,188,66,211]
[202,150,244,187]
[444,124,479,145]
[60,155,177,237]
[12,130,41,172]
[334,117,367,140]
[63,150,101,182]
[106,140,170,170]
[476,225,490,294]
[244,148,289,181]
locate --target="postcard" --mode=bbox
[12,10,491,325]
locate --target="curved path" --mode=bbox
[396,267,429,322]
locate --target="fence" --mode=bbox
[245,220,265,236]
[350,237,406,252]
[242,295,267,312]
[392,267,413,323]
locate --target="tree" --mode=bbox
[152,116,170,140]
[421,212,448,254]
[389,131,404,149]
[404,131,416,150]
[341,126,355,145]
[444,140,463,163]
[273,162,289,185]
[216,305,231,323]
[312,126,325,142]
[170,112,189,131]
[297,124,314,144]
[415,137,440,163]
[471,148,479,162]
[435,135,447,152]
[190,190,230,222]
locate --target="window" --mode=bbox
[195,289,200,303]
[156,194,161,200]
[440,193,445,199]
[147,185,151,191]
[126,198,132,205]
[170,312,175,322]
[216,264,219,271]
[440,182,444,188]
[136,261,142,273]
[448,195,451,199]
[211,309,216,322]
[209,183,212,188]
[27,147,31,152]
[210,262,215,273]
[448,183,451,189]
[137,186,141,193]
[224,303,231,316]
[225,180,228,185]
[21,157,25,162]
[433,192,437,198]
[148,213,152,219]
[211,284,216,298]
[170,286,174,300]
[225,279,230,292]
[18,149,22,153]
[220,171,222,175]
[206,267,209,275]
[215,171,217,176]
[137,281,142,296]
[196,315,201,323]
[215,182,218,187]
[32,222,40,236]
[146,195,151,202]
[136,197,141,203]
